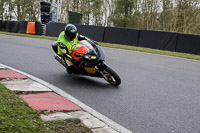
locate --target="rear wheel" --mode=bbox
[100,67,121,86]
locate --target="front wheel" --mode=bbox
[100,67,121,86]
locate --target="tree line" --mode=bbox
[0,0,200,35]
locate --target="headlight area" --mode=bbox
[84,55,97,60]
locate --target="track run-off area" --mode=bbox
[1,34,200,133]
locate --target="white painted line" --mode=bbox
[0,64,132,133]
[0,64,6,69]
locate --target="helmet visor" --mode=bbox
[66,31,76,41]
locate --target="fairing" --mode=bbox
[71,40,100,60]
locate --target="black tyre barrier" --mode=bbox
[0,20,3,31]
[103,27,139,46]
[5,21,15,32]
[46,23,105,42]
[41,24,46,35]
[18,21,28,34]
[138,30,178,51]
[45,22,66,37]
[0,20,7,31]
[176,34,200,55]
[35,22,41,35]
[12,21,19,33]
[1,20,200,55]
[75,24,105,42]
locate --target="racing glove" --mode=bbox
[78,34,90,41]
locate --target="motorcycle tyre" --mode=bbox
[101,67,121,86]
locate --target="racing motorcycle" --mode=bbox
[52,40,121,86]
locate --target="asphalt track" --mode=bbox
[1,34,200,133]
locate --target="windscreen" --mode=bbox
[78,40,97,55]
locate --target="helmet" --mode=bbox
[64,24,77,41]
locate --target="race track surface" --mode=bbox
[1,34,200,133]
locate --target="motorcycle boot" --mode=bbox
[67,66,74,74]
[66,59,77,74]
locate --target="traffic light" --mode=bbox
[40,2,51,24]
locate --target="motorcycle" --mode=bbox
[52,40,121,86]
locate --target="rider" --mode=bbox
[52,24,89,74]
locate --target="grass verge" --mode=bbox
[0,83,91,133]
[0,31,200,61]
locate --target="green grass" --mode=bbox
[0,31,200,60]
[0,83,92,133]
[0,31,57,40]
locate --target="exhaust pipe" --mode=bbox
[54,54,66,67]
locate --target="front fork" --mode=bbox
[96,61,108,76]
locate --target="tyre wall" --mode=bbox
[45,22,105,42]
[0,20,7,31]
[1,20,200,55]
[103,27,139,46]
[75,24,105,42]
[0,20,41,35]
[138,30,178,51]
[176,34,200,55]
[45,22,66,37]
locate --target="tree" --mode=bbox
[109,0,136,28]
[90,0,103,25]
